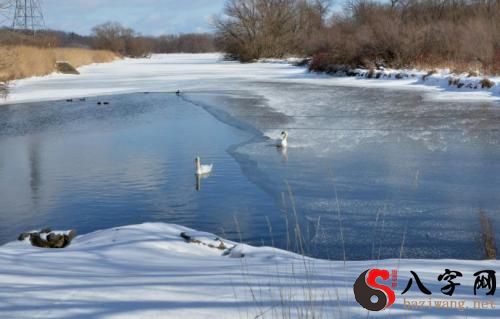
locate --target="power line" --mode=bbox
[11,0,45,35]
[0,0,13,25]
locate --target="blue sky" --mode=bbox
[41,0,226,35]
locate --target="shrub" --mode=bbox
[480,210,497,260]
[308,53,332,73]
[480,78,495,89]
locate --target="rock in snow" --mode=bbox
[18,229,77,249]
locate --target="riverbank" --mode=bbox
[0,45,117,86]
[0,222,498,318]
[255,57,500,100]
[311,65,500,100]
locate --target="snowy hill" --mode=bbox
[0,223,498,318]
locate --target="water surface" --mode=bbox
[1,84,499,260]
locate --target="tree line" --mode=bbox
[214,0,500,73]
[3,1,499,73]
[90,22,216,56]
[0,22,217,57]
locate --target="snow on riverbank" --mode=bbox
[348,67,500,101]
[0,223,498,318]
[258,57,500,101]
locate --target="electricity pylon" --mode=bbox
[11,0,45,35]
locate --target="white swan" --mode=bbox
[195,157,213,175]
[277,131,288,148]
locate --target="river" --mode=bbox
[1,54,499,260]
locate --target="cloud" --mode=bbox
[38,0,225,35]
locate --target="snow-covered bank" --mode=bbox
[0,223,498,318]
[342,67,500,100]
[258,57,500,101]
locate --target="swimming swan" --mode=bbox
[277,131,288,148]
[195,157,213,175]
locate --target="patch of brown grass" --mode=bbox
[54,48,117,68]
[0,46,117,83]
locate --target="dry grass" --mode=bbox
[479,210,497,260]
[0,46,117,83]
[467,71,480,77]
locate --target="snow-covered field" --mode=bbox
[1,223,498,318]
[1,54,499,318]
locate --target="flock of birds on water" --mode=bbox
[179,89,289,186]
[195,130,289,177]
[65,90,181,106]
[63,90,289,183]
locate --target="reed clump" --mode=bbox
[479,210,497,260]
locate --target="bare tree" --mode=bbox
[91,22,130,54]
[214,0,331,60]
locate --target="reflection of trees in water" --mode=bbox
[28,138,42,207]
